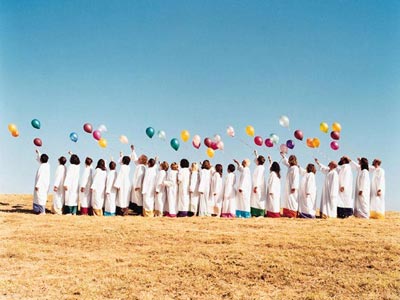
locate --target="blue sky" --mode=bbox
[1,1,399,209]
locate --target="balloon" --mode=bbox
[146,127,155,139]
[170,138,180,151]
[279,115,290,128]
[119,135,129,144]
[214,134,221,142]
[69,132,78,143]
[192,140,201,149]
[312,138,320,148]
[245,125,255,137]
[98,138,107,148]
[306,138,315,148]
[98,124,107,132]
[93,130,101,141]
[270,134,279,144]
[31,119,41,129]
[294,130,303,141]
[280,144,288,154]
[11,130,19,137]
[83,123,93,133]
[204,138,212,148]
[332,122,342,132]
[180,130,190,142]
[217,141,224,150]
[265,138,274,148]
[210,142,219,150]
[254,136,263,146]
[286,139,295,149]
[8,123,17,133]
[157,130,166,140]
[226,126,235,137]
[33,138,42,147]
[206,147,214,158]
[193,134,201,143]
[330,141,340,150]
[320,122,329,133]
[330,131,340,140]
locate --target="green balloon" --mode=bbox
[170,138,180,151]
[145,127,155,138]
[31,119,41,129]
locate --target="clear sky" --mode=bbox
[1,1,399,209]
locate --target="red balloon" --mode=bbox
[204,138,212,148]
[192,141,201,149]
[211,142,219,150]
[33,138,42,147]
[83,123,93,134]
[265,138,274,148]
[93,130,101,141]
[294,130,303,141]
[254,136,263,146]
[330,141,339,150]
[330,131,340,140]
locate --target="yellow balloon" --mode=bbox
[98,138,107,148]
[180,130,190,142]
[312,138,320,148]
[11,130,19,137]
[8,123,17,133]
[332,122,342,132]
[319,122,329,133]
[206,147,214,158]
[245,125,255,137]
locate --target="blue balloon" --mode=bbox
[69,132,78,143]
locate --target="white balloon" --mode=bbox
[279,115,290,128]
[214,134,221,142]
[193,134,201,143]
[157,130,166,140]
[270,133,279,144]
[226,126,235,137]
[98,124,108,132]
[119,135,128,144]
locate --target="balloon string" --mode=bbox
[238,137,253,150]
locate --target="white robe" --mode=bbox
[370,168,385,216]
[178,168,191,212]
[105,170,117,214]
[189,171,200,214]
[33,159,50,206]
[64,164,80,206]
[155,170,167,213]
[166,170,178,215]
[114,164,131,208]
[52,164,66,210]
[91,169,107,210]
[282,158,300,212]
[79,166,93,208]
[236,166,251,213]
[298,172,317,216]
[250,165,266,210]
[142,166,157,211]
[355,169,371,218]
[131,164,146,206]
[318,164,339,218]
[266,171,281,214]
[221,173,236,216]
[337,164,354,209]
[210,172,223,215]
[198,169,211,216]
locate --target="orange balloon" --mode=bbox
[11,130,19,137]
[312,138,320,148]
[306,138,315,148]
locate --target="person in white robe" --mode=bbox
[79,157,93,215]
[165,162,179,217]
[63,154,81,215]
[336,156,354,218]
[104,161,117,216]
[353,158,371,218]
[114,155,131,216]
[281,154,300,218]
[155,161,169,217]
[177,159,191,217]
[233,159,251,218]
[266,161,281,218]
[142,158,157,217]
[221,164,236,218]
[198,160,212,217]
[130,145,147,215]
[189,163,200,216]
[52,156,67,215]
[315,159,339,218]
[298,164,317,219]
[250,155,267,217]
[90,159,107,216]
[210,164,223,217]
[370,159,385,219]
[33,149,50,214]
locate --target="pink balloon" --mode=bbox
[294,130,303,141]
[330,131,340,140]
[265,138,274,148]
[83,123,93,134]
[93,130,101,141]
[211,142,219,150]
[192,141,201,149]
[217,141,224,150]
[204,138,212,148]
[280,144,288,154]
[254,136,263,146]
[330,141,340,150]
[33,138,42,147]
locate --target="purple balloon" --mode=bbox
[330,141,340,151]
[286,139,295,149]
[93,130,101,141]
[265,138,274,148]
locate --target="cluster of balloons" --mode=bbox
[146,126,180,151]
[8,123,20,138]
[82,123,108,148]
[320,122,341,151]
[31,119,42,146]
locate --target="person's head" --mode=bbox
[328,161,337,170]
[148,158,156,168]
[138,154,148,165]
[242,159,250,168]
[270,161,281,179]
[40,154,49,164]
[372,158,381,168]
[122,156,131,165]
[306,163,316,174]
[360,157,369,171]
[96,159,106,171]
[85,157,93,167]
[288,155,297,166]
[227,164,236,173]
[180,159,189,168]
[191,162,199,172]
[171,162,179,171]
[58,156,67,165]
[160,161,169,171]
[109,161,116,171]
[256,155,266,166]
[338,156,350,166]
[215,164,223,177]
[202,160,211,170]
[70,154,80,165]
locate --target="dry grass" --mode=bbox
[0,194,399,300]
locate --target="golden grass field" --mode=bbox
[0,194,399,300]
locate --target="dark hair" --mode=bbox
[215,164,223,177]
[270,161,281,179]
[70,154,80,165]
[360,157,369,171]
[338,156,350,166]
[257,155,266,165]
[40,154,49,163]
[148,158,156,168]
[109,161,116,170]
[202,160,211,170]
[227,164,236,173]
[85,157,93,166]
[160,161,169,171]
[306,163,316,174]
[58,156,67,165]
[96,159,106,171]
[180,159,189,168]
[122,156,131,165]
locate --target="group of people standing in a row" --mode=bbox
[33,145,385,219]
